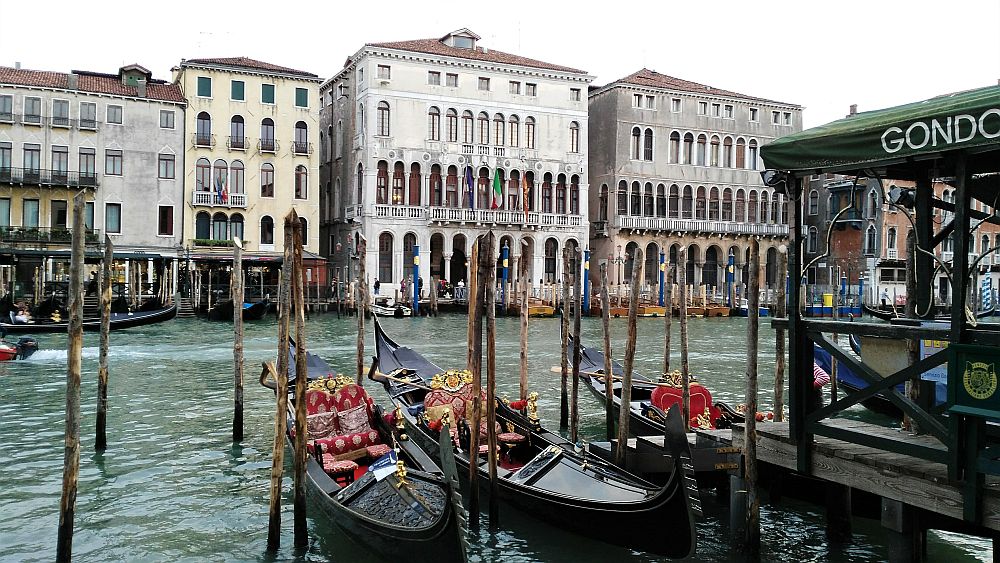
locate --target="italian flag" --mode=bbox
[491,169,502,209]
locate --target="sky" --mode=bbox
[1,0,998,128]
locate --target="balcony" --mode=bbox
[191,190,247,208]
[258,139,279,153]
[79,119,98,131]
[292,141,313,155]
[0,226,101,247]
[0,167,99,189]
[0,112,13,123]
[22,114,42,126]
[374,204,425,220]
[50,116,71,128]
[614,215,789,237]
[345,204,363,220]
[428,206,582,228]
[227,136,247,150]
[192,134,216,148]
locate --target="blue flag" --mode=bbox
[465,166,474,209]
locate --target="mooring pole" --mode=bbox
[484,232,500,529]
[501,242,509,314]
[468,236,487,531]
[56,192,85,563]
[571,247,582,445]
[232,237,245,442]
[615,248,642,466]
[290,212,309,549]
[582,248,591,315]
[600,264,614,442]
[744,238,761,556]
[96,235,113,451]
[774,246,788,422]
[679,250,690,431]
[658,251,665,306]
[560,246,570,429]
[467,238,480,370]
[355,235,367,384]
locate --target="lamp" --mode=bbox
[760,169,789,196]
[889,186,916,209]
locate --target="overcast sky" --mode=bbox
[1,0,997,128]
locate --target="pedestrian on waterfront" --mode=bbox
[418,277,424,299]
[374,279,381,295]
[400,277,407,303]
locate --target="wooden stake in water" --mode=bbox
[467,236,487,530]
[774,246,788,423]
[289,212,309,548]
[679,250,691,431]
[744,238,761,555]
[560,247,570,429]
[355,235,367,384]
[56,192,85,563]
[519,247,530,402]
[232,238,245,442]
[95,235,113,452]
[600,264,614,442]
[466,238,480,370]
[430,275,439,317]
[664,264,673,375]
[484,231,500,529]
[571,248,582,445]
[615,248,642,466]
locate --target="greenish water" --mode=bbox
[0,314,990,562]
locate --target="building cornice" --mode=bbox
[0,82,187,107]
[589,82,802,111]
[178,62,324,84]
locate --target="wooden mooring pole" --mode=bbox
[615,248,642,466]
[519,249,529,402]
[95,235,113,451]
[743,238,761,555]
[289,212,309,548]
[774,246,787,422]
[484,231,499,529]
[56,192,85,563]
[679,250,690,430]
[430,274,439,317]
[232,238,245,442]
[600,264,614,442]
[570,247,582,445]
[355,235,367,384]
[466,238,480,370]
[560,247,570,430]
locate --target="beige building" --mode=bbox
[173,57,322,261]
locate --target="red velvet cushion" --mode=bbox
[497,432,525,443]
[307,411,339,439]
[366,444,392,459]
[321,456,358,474]
[306,389,335,415]
[312,429,382,456]
[650,383,716,428]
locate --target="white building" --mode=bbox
[320,29,593,294]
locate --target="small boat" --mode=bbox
[637,305,667,317]
[371,297,411,318]
[207,298,271,321]
[704,304,731,317]
[0,304,177,334]
[864,302,994,321]
[371,316,698,558]
[0,335,38,361]
[261,346,468,563]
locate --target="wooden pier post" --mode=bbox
[467,236,487,531]
[56,192,85,563]
[904,231,921,432]
[519,249,529,402]
[615,248,642,466]
[571,247,582,445]
[600,264,614,442]
[560,247,570,429]
[664,264,673,375]
[232,238,245,442]
[466,238,480,369]
[430,275,439,316]
[95,236,113,451]
[355,235,367,384]
[679,250,690,430]
[743,238,761,555]
[289,212,309,548]
[774,246,787,422]
[484,232,499,529]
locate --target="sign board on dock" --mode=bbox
[949,344,1000,419]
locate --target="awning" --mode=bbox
[761,85,1000,175]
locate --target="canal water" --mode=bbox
[0,313,990,562]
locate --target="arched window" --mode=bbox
[212,212,228,241]
[710,135,720,166]
[376,161,389,204]
[643,183,654,216]
[748,191,758,222]
[682,185,693,219]
[260,118,275,151]
[571,122,580,153]
[325,125,332,159]
[682,133,694,164]
[631,127,641,159]
[599,184,608,221]
[260,163,274,197]
[478,167,490,209]
[196,158,211,192]
[378,232,394,282]
[556,174,567,214]
[494,114,505,145]
[544,238,558,283]
[431,164,443,206]
[709,187,720,220]
[722,188,733,221]
[808,227,818,253]
[336,121,343,156]
[696,187,707,220]
[508,115,520,147]
[760,192,770,223]
[462,111,474,143]
[392,162,405,205]
[735,138,746,168]
[213,159,228,195]
[868,189,879,218]
[570,175,580,215]
[376,102,390,136]
[356,163,364,205]
[982,234,990,257]
[295,165,308,199]
[230,115,244,149]
[542,173,553,213]
[525,116,536,149]
[723,137,733,167]
[865,226,877,255]
[196,112,211,144]
[808,190,819,215]
[299,217,308,247]
[669,131,680,163]
[478,112,489,145]
[887,228,898,254]
[195,211,210,239]
[446,165,458,207]
[668,184,679,218]
[230,160,244,194]
[994,234,1000,258]
[617,180,628,216]
[445,109,458,142]
[656,184,666,217]
[427,107,440,141]
[771,193,780,224]
[230,213,244,242]
[748,140,759,170]
[696,134,707,166]
[403,233,416,260]
[525,172,535,212]
[630,181,641,216]
[643,128,653,161]
[409,163,422,206]
[509,170,521,210]
[735,189,746,222]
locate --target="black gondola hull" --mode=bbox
[0,304,177,333]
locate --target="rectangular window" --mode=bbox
[633,94,643,107]
[80,102,97,129]
[51,200,67,229]
[749,107,759,122]
[157,205,174,236]
[570,88,581,102]
[84,201,94,230]
[79,148,95,178]
[22,199,39,227]
[772,110,781,124]
[159,110,174,129]
[478,77,490,91]
[446,73,458,87]
[0,95,11,121]
[0,142,10,170]
[261,83,275,104]
[52,99,69,126]
[671,98,681,112]
[697,101,707,115]
[107,104,123,124]
[231,80,245,101]
[509,81,521,95]
[105,149,122,175]
[51,146,68,174]
[295,88,308,108]
[22,144,40,172]
[783,111,792,125]
[197,76,212,97]
[23,96,41,124]
[158,154,175,179]
[377,65,391,79]
[525,83,537,97]
[724,104,734,118]
[711,103,721,117]
[428,71,441,85]
[105,203,121,234]
[646,95,655,109]
[0,197,9,227]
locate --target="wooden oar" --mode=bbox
[548,366,663,385]
[374,370,433,391]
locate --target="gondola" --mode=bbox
[261,344,468,562]
[0,304,177,334]
[207,298,270,321]
[864,302,994,321]
[567,336,744,436]
[371,316,697,559]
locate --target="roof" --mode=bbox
[612,68,796,106]
[182,57,318,78]
[0,66,185,103]
[365,38,587,74]
[760,84,1000,175]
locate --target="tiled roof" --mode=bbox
[366,38,587,74]
[183,57,318,78]
[0,66,185,103]
[615,68,796,106]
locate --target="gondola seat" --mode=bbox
[650,382,722,429]
[308,383,384,457]
[423,384,525,445]
[321,455,358,484]
[366,444,392,459]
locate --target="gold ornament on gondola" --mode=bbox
[394,457,409,488]
[527,392,540,422]
[430,369,473,392]
[658,370,698,387]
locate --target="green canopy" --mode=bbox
[761,85,1000,175]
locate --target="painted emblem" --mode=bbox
[963,361,997,401]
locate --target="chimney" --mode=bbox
[137,79,147,98]
[67,74,78,90]
[848,104,858,117]
[14,61,20,70]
